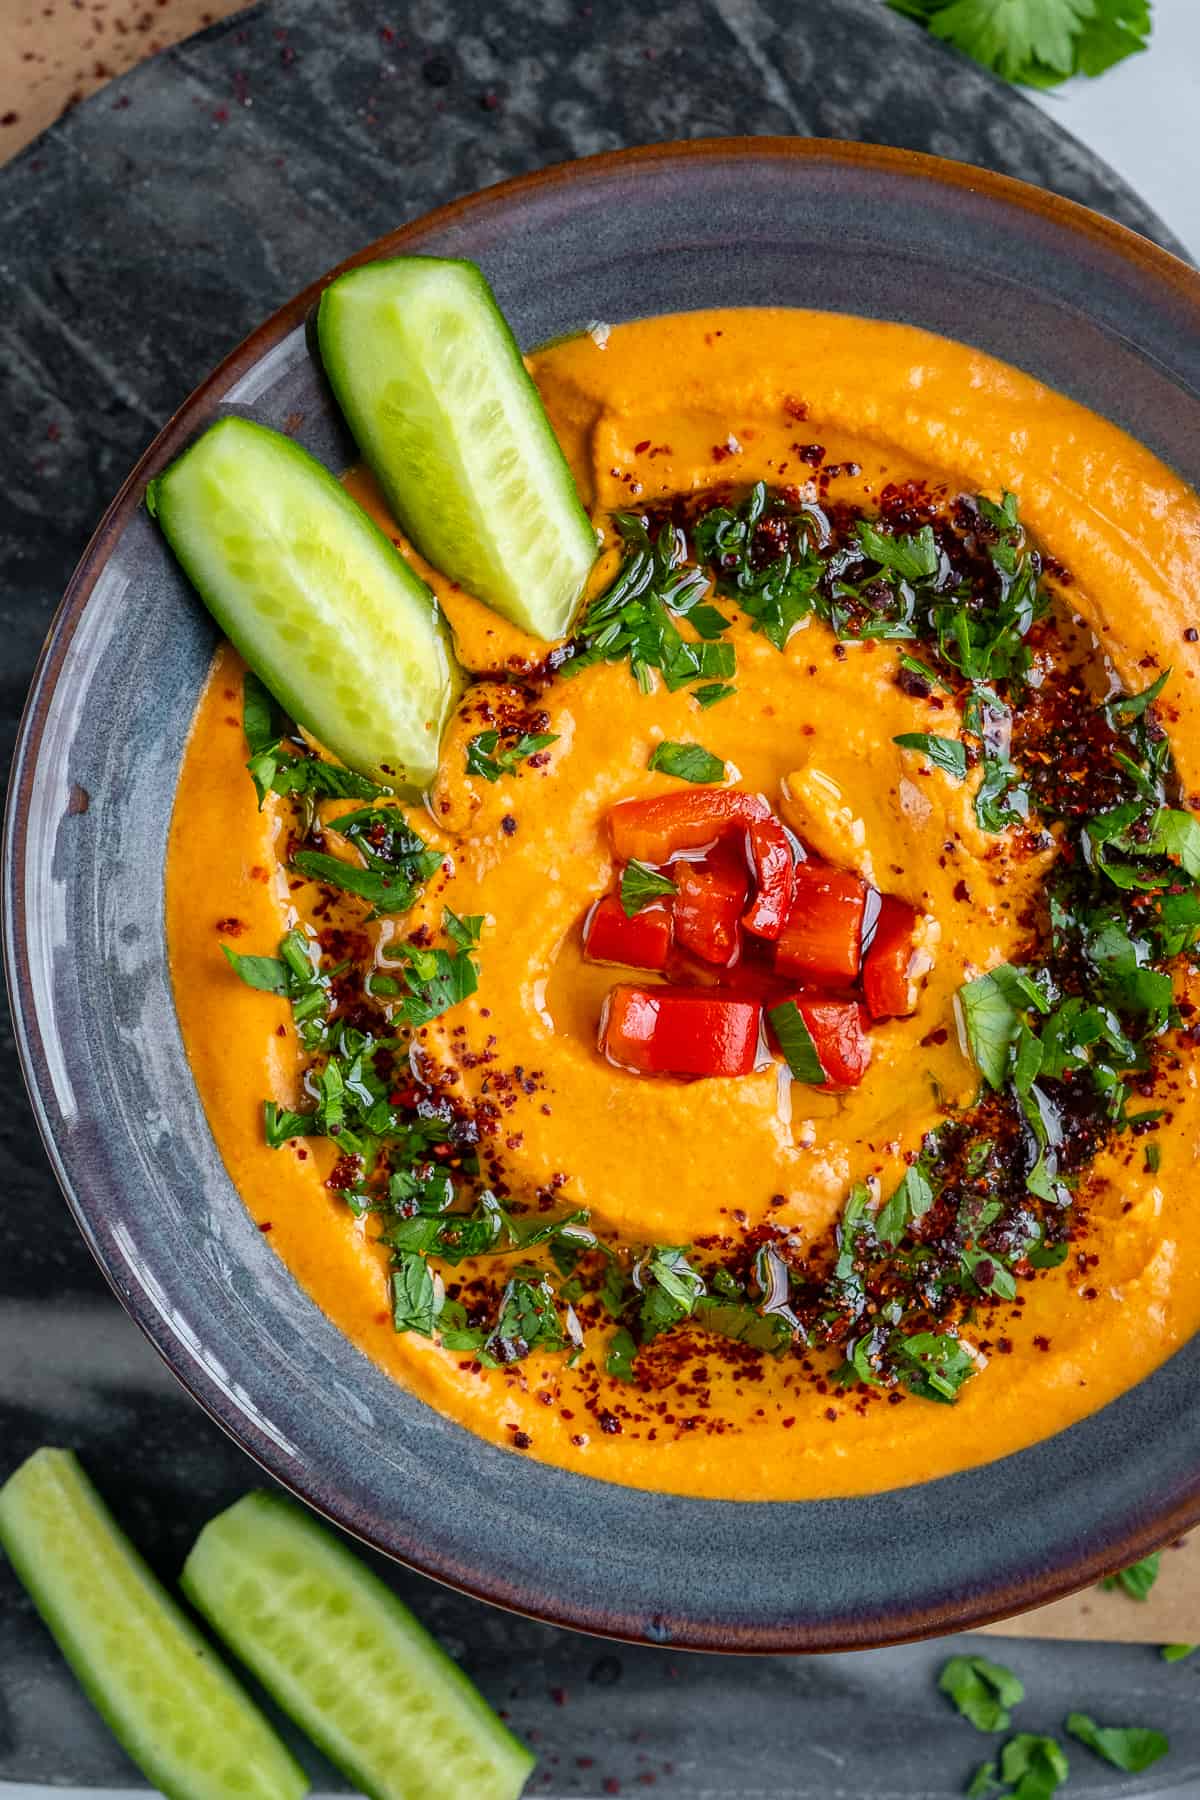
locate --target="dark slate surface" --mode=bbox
[0,2,1195,1794]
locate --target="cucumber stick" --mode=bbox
[317,256,597,641]
[183,1491,534,1800]
[147,416,460,791]
[0,1449,308,1800]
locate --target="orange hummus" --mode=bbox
[166,309,1200,1500]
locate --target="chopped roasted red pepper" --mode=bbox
[583,895,673,972]
[862,895,921,1019]
[609,788,769,865]
[779,995,872,1088]
[774,864,868,986]
[672,844,749,966]
[742,816,795,941]
[602,985,762,1078]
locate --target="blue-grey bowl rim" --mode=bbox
[7,137,1200,1653]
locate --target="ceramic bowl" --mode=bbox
[8,139,1200,1652]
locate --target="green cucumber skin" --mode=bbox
[148,415,463,793]
[0,1450,308,1800]
[316,255,597,641]
[182,1490,535,1800]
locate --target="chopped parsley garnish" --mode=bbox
[385,910,482,1027]
[893,732,968,780]
[605,1327,639,1382]
[574,482,1052,841]
[485,1268,576,1364]
[874,1156,936,1248]
[465,728,558,782]
[565,512,734,693]
[767,1000,827,1084]
[647,741,726,784]
[619,859,677,917]
[896,1331,978,1403]
[1066,1714,1168,1774]
[693,681,736,708]
[242,670,383,808]
[223,928,337,1050]
[293,805,444,919]
[1101,1552,1160,1600]
[938,1655,1025,1733]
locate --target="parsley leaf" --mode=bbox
[693,682,737,709]
[391,1252,438,1335]
[619,859,677,917]
[958,967,1026,1089]
[896,1331,978,1403]
[566,512,730,692]
[767,1000,828,1084]
[965,1761,1002,1800]
[894,0,1152,91]
[465,729,558,782]
[293,806,443,919]
[224,927,337,1050]
[693,1297,794,1354]
[1065,1713,1168,1774]
[389,913,481,1027]
[263,1103,320,1149]
[893,732,968,779]
[1100,1551,1160,1600]
[938,1655,1025,1733]
[221,946,290,994]
[857,518,939,583]
[997,1733,1069,1800]
[241,670,383,807]
[485,1268,572,1364]
[606,1326,639,1382]
[647,741,727,784]
[1161,1643,1195,1663]
[443,908,484,950]
[638,1245,706,1340]
[875,1159,936,1247]
[268,759,383,803]
[243,669,284,757]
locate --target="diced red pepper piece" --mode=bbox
[672,846,749,966]
[601,985,763,1079]
[774,863,867,985]
[778,995,872,1088]
[862,895,921,1019]
[742,816,795,941]
[583,894,673,972]
[609,788,769,865]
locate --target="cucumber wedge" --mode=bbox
[317,256,597,641]
[0,1449,308,1800]
[182,1491,534,1800]
[147,415,460,791]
